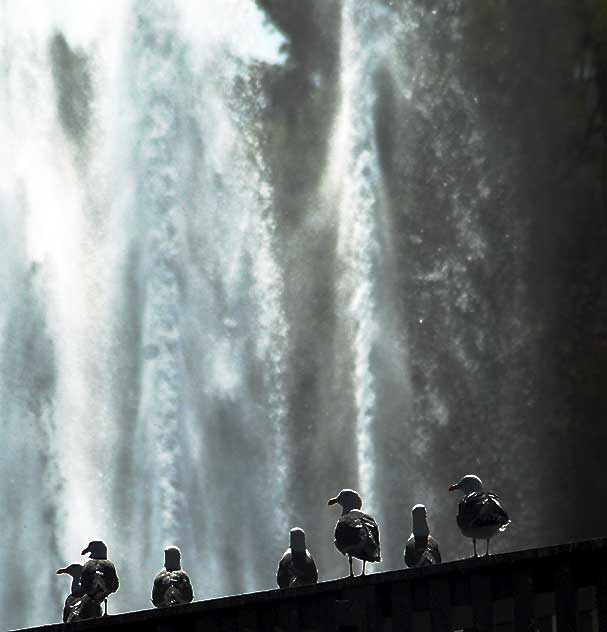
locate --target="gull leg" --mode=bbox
[362,560,366,576]
[348,555,354,578]
[473,539,477,557]
[104,599,108,616]
[485,539,490,556]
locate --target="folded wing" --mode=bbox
[335,510,381,562]
[152,570,193,607]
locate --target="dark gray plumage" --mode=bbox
[276,528,318,588]
[449,474,510,556]
[328,489,381,577]
[152,546,194,607]
[404,504,441,568]
[56,563,103,622]
[77,540,119,617]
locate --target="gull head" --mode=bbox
[328,489,363,513]
[164,546,182,571]
[81,540,108,559]
[56,563,83,579]
[449,474,483,495]
[289,528,306,553]
[411,504,430,537]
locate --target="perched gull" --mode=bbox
[404,504,442,568]
[449,474,510,556]
[79,540,120,616]
[56,563,102,622]
[328,489,381,577]
[152,546,194,607]
[276,527,318,588]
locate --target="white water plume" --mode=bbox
[0,0,288,626]
[0,0,505,624]
[326,0,412,520]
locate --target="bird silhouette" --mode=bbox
[151,546,194,607]
[328,489,380,577]
[449,474,510,556]
[78,540,120,617]
[276,527,318,588]
[56,563,102,622]
[404,504,441,568]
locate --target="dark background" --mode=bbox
[254,0,607,558]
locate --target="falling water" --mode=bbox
[0,1,288,626]
[0,0,550,627]
[326,0,411,522]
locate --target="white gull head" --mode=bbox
[449,474,483,495]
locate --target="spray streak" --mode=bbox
[251,190,290,538]
[130,0,185,551]
[124,0,291,598]
[330,0,395,516]
[236,77,291,542]
[0,13,76,626]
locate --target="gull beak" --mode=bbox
[448,483,458,491]
[81,547,90,555]
[56,568,67,575]
[327,497,339,506]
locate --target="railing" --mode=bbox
[13,538,607,632]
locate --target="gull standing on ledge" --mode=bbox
[152,546,194,607]
[328,489,381,577]
[79,540,120,616]
[449,474,510,557]
[404,504,442,568]
[276,527,318,588]
[56,563,102,622]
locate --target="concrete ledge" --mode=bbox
[12,537,607,632]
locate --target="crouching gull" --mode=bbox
[404,504,442,568]
[328,489,381,577]
[79,540,120,616]
[449,474,510,556]
[56,564,102,622]
[276,527,318,588]
[152,546,194,607]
